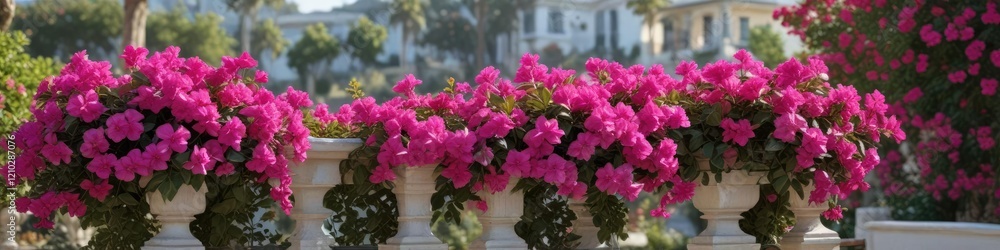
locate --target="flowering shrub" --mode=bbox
[1,31,60,137]
[667,50,904,244]
[13,47,310,247]
[317,49,902,247]
[776,0,1000,222]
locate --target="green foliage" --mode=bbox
[12,0,122,60]
[419,3,475,62]
[347,16,388,67]
[146,6,236,65]
[432,211,482,250]
[0,31,60,137]
[514,185,581,249]
[322,128,400,246]
[747,25,787,68]
[250,19,290,61]
[389,0,426,36]
[287,23,340,78]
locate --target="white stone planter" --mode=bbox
[289,138,363,250]
[379,166,447,250]
[865,221,1000,249]
[143,184,208,250]
[853,207,890,240]
[780,185,840,250]
[471,179,526,250]
[687,158,764,250]
[569,199,605,249]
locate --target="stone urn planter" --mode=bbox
[142,183,208,250]
[289,137,363,250]
[471,179,527,250]
[779,185,840,250]
[379,166,447,250]
[687,157,764,250]
[569,200,604,249]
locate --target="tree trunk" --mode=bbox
[0,0,13,32]
[122,0,149,48]
[241,13,253,53]
[401,27,408,70]
[474,0,487,69]
[648,20,655,59]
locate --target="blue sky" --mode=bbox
[288,0,359,13]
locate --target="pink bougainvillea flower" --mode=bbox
[80,179,113,202]
[218,118,246,151]
[773,114,806,143]
[156,124,191,153]
[369,165,396,183]
[525,116,564,148]
[822,206,844,220]
[80,128,110,159]
[472,200,489,212]
[246,143,276,173]
[66,90,105,122]
[502,149,532,177]
[215,162,236,176]
[183,146,213,175]
[441,165,473,188]
[721,118,754,146]
[392,74,422,98]
[120,45,149,68]
[254,70,269,83]
[143,142,171,171]
[41,141,72,165]
[796,128,828,168]
[982,78,998,96]
[86,154,117,179]
[106,109,144,142]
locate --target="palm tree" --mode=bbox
[390,0,426,70]
[122,0,148,48]
[627,0,668,58]
[225,0,284,53]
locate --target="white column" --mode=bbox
[379,166,447,250]
[569,199,605,249]
[289,138,362,250]
[687,162,763,250]
[780,185,840,250]
[143,184,208,250]
[471,179,526,250]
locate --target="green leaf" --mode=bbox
[119,195,140,206]
[225,150,247,162]
[701,172,709,185]
[211,198,239,214]
[765,138,786,151]
[791,180,805,199]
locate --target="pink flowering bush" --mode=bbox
[13,47,310,247]
[777,0,1000,223]
[320,54,693,247]
[667,49,904,245]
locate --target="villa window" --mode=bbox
[740,17,750,45]
[596,11,606,47]
[703,15,714,48]
[662,19,674,51]
[524,10,535,34]
[549,10,564,34]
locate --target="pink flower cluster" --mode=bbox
[676,50,904,219]
[331,54,693,216]
[14,47,311,227]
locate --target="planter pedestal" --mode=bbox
[289,138,362,250]
[688,170,763,250]
[471,180,526,250]
[143,184,207,250]
[379,166,447,250]
[780,185,840,250]
[569,200,605,249]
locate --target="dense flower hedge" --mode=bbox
[13,47,309,247]
[316,50,903,246]
[776,0,1000,222]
